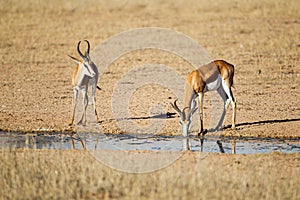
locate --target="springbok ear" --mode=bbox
[191,106,198,115]
[68,55,81,65]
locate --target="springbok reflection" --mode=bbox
[182,136,236,154]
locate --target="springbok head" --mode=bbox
[68,40,96,78]
[171,99,197,136]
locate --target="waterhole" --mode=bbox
[0,132,299,154]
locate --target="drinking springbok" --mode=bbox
[171,60,236,136]
[68,40,100,126]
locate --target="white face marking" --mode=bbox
[182,122,190,136]
[83,62,96,77]
[180,113,192,136]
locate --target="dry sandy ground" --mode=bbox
[0,0,299,139]
[0,1,299,199]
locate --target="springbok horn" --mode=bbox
[84,40,90,54]
[77,41,85,58]
[171,99,182,117]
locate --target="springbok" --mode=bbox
[68,40,100,126]
[171,60,236,136]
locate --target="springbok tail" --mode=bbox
[97,85,102,90]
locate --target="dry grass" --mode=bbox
[0,0,299,138]
[0,1,299,198]
[0,149,299,199]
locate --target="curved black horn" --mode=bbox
[84,40,90,54]
[171,99,182,116]
[77,41,85,58]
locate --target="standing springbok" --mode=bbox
[68,40,100,126]
[171,60,236,136]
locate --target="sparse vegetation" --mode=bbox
[0,149,299,199]
[0,0,299,199]
[0,0,298,138]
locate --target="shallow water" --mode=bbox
[0,132,299,154]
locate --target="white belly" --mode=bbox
[204,75,221,92]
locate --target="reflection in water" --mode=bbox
[184,137,236,154]
[0,132,299,154]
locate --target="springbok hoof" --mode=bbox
[77,120,86,126]
[198,129,208,136]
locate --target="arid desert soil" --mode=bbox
[0,1,299,199]
[0,0,299,139]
